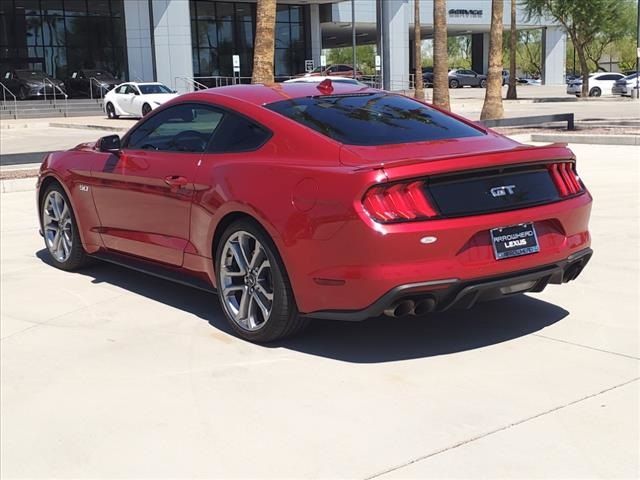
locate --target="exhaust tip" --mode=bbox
[414,297,436,316]
[384,300,415,317]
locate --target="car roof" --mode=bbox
[182,82,376,106]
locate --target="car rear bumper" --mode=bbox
[290,191,592,314]
[304,248,592,321]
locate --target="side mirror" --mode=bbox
[97,134,121,153]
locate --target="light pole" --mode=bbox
[635,0,639,99]
[352,0,357,79]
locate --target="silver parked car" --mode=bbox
[612,73,639,97]
[447,69,487,88]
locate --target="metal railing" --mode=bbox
[0,81,17,119]
[43,77,68,116]
[175,76,209,92]
[479,113,575,131]
[89,77,106,101]
[173,74,425,93]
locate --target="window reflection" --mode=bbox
[190,1,308,79]
[0,0,126,79]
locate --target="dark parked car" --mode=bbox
[297,64,363,79]
[65,69,118,98]
[447,69,487,88]
[2,69,66,100]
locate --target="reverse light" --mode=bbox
[548,162,584,197]
[362,181,438,223]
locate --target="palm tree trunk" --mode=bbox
[414,0,425,100]
[506,0,517,100]
[252,0,277,84]
[480,0,504,120]
[432,0,450,110]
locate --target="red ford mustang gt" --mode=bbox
[37,81,592,342]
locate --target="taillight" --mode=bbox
[362,181,438,223]
[548,162,584,197]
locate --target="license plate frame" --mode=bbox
[490,222,540,260]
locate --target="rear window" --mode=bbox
[266,93,484,146]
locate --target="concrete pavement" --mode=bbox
[0,144,638,479]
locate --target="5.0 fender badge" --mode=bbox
[78,184,89,192]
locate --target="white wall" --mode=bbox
[381,0,409,90]
[542,26,566,85]
[124,0,154,82]
[151,0,194,92]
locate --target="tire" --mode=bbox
[142,103,152,116]
[589,87,601,97]
[480,79,487,88]
[449,79,459,88]
[40,183,90,271]
[18,86,28,100]
[215,219,309,342]
[106,102,118,119]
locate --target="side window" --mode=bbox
[126,103,224,153]
[207,111,271,153]
[116,84,128,94]
[126,84,139,95]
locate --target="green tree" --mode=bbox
[480,0,504,120]
[433,0,450,110]
[523,0,634,97]
[326,45,377,74]
[252,0,276,84]
[506,0,518,99]
[414,0,425,100]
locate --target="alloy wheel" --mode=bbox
[42,190,73,263]
[219,231,274,331]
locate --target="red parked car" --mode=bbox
[37,81,593,342]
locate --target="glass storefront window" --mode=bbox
[0,0,127,79]
[190,1,309,79]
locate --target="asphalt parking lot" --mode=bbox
[1,143,638,478]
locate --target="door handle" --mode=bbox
[164,175,188,187]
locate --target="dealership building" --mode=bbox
[0,0,566,92]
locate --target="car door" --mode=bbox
[121,84,141,115]
[462,70,478,86]
[112,84,130,113]
[90,103,225,266]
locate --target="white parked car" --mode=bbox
[612,73,639,97]
[566,72,625,97]
[284,76,366,86]
[104,82,179,119]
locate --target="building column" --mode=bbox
[542,26,566,85]
[124,0,155,82]
[379,0,409,91]
[150,0,194,92]
[309,4,322,69]
[471,33,489,75]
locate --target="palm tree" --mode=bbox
[414,0,425,100]
[480,0,504,120]
[432,0,450,110]
[252,0,277,84]
[506,0,518,100]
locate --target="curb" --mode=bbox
[48,122,127,132]
[530,134,640,145]
[1,177,37,193]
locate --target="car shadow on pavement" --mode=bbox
[36,250,568,363]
